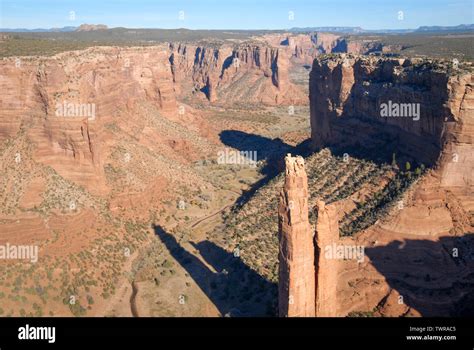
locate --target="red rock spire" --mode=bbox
[278,154,316,317]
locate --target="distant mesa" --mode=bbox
[289,24,474,34]
[0,26,77,33]
[75,24,109,32]
[0,23,108,33]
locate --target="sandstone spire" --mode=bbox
[278,154,315,317]
[314,200,339,316]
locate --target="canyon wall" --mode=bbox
[259,33,404,66]
[169,42,304,104]
[309,55,474,192]
[0,47,178,193]
[304,56,473,316]
[0,41,307,193]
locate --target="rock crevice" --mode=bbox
[278,154,339,317]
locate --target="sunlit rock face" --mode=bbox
[278,155,315,317]
[309,55,473,194]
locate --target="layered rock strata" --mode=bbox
[309,55,473,195]
[169,42,304,104]
[278,154,315,317]
[278,154,340,317]
[0,41,310,192]
[314,200,339,317]
[307,55,474,317]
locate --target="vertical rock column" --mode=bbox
[278,154,316,317]
[314,200,339,316]
[206,75,217,103]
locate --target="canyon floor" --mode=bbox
[103,105,311,317]
[0,29,472,317]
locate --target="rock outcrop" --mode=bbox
[258,32,405,66]
[278,154,315,317]
[314,200,340,316]
[309,55,474,195]
[278,154,339,317]
[169,42,305,105]
[307,55,474,317]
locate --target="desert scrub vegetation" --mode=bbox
[209,109,279,125]
[0,36,93,58]
[130,237,169,283]
[59,219,151,314]
[33,165,107,217]
[0,213,152,316]
[0,131,106,218]
[339,165,424,236]
[0,29,275,58]
[212,148,426,284]
[0,133,38,214]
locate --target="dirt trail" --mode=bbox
[94,249,140,317]
[190,189,241,239]
[191,204,232,228]
[124,189,241,317]
[117,167,262,316]
[130,281,139,317]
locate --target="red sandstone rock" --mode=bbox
[309,55,473,198]
[169,42,306,105]
[308,55,474,317]
[278,158,340,317]
[314,200,340,317]
[278,154,315,317]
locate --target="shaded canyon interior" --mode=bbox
[0,30,473,317]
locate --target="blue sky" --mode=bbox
[1,0,472,30]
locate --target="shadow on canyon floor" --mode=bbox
[218,128,422,210]
[219,130,296,171]
[153,225,277,316]
[365,233,474,317]
[219,129,312,208]
[317,68,444,168]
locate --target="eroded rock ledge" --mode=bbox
[309,55,473,197]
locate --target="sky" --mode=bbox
[0,0,472,30]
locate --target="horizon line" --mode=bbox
[1,23,473,32]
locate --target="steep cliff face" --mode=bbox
[258,32,405,66]
[282,55,474,317]
[309,55,474,192]
[169,42,305,104]
[314,200,339,317]
[0,46,181,193]
[332,39,403,55]
[278,154,315,317]
[283,33,341,64]
[0,41,309,193]
[278,155,340,317]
